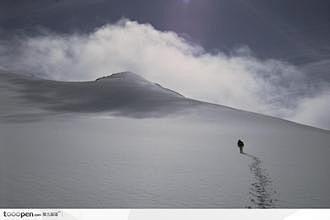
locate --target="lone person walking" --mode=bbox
[237,139,244,154]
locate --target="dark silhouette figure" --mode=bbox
[237,139,244,154]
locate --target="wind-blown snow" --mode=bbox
[0,71,330,208]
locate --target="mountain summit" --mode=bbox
[0,71,188,118]
[96,71,149,83]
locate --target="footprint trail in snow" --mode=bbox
[243,153,277,208]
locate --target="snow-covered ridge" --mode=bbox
[96,71,148,82]
[0,70,328,132]
[0,71,190,119]
[95,71,184,98]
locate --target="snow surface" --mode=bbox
[0,71,330,208]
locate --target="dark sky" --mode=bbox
[1,0,330,65]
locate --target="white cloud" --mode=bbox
[0,19,329,129]
[291,91,330,129]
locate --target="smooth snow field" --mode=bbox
[0,71,330,208]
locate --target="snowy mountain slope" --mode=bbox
[0,71,191,119]
[0,71,330,208]
[0,70,323,130]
